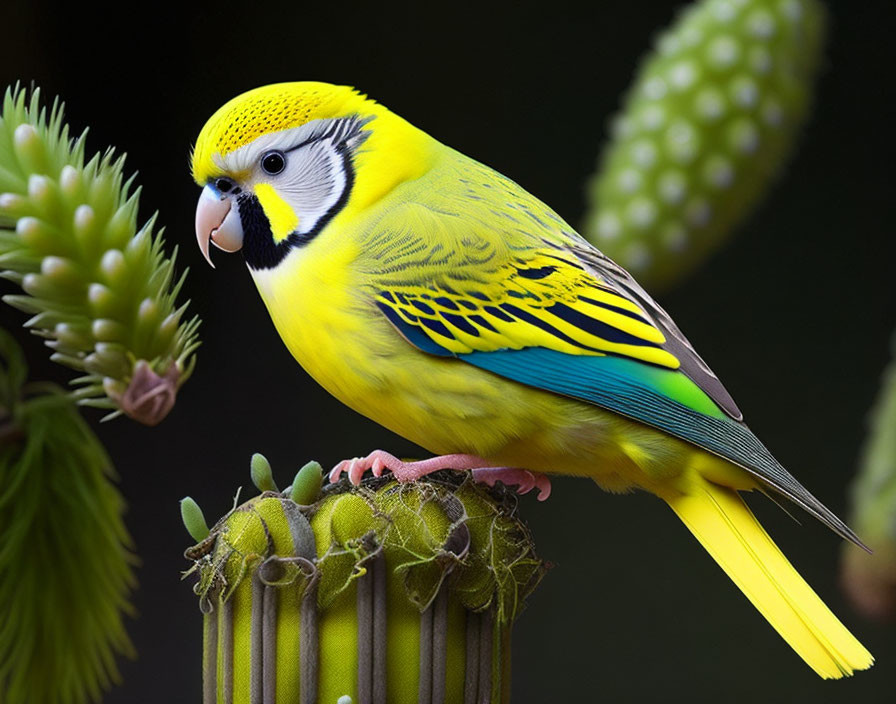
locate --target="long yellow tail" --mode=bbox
[663,476,873,678]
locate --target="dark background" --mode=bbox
[2,1,895,701]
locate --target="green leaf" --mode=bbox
[181,497,211,542]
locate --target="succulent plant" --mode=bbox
[0,86,200,425]
[842,335,896,620]
[584,0,826,291]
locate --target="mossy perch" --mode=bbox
[183,455,546,703]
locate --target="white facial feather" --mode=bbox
[277,140,347,235]
[219,116,369,237]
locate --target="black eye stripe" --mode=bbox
[283,136,323,154]
[242,142,355,271]
[275,116,369,157]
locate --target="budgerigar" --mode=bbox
[192,82,872,678]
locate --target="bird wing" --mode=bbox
[363,158,859,544]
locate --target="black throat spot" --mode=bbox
[239,142,355,271]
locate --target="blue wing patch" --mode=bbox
[458,347,858,542]
[460,347,777,467]
[378,306,860,543]
[376,302,453,357]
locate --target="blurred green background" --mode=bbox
[2,0,894,701]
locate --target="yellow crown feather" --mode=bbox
[191,82,369,184]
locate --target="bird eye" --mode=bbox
[261,151,286,175]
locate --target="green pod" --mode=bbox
[185,462,546,704]
[15,215,68,258]
[0,86,200,424]
[584,0,826,291]
[40,255,82,289]
[99,248,128,288]
[26,175,64,224]
[12,124,50,177]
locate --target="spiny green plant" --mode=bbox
[584,0,825,291]
[0,329,135,704]
[842,335,896,620]
[0,86,200,425]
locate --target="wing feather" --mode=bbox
[360,152,860,544]
[372,250,682,368]
[568,242,743,420]
[461,348,861,546]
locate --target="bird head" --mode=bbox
[192,82,429,270]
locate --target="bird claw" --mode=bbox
[370,455,388,478]
[471,468,552,501]
[328,457,368,485]
[329,450,416,486]
[329,450,552,501]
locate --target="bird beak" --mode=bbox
[195,185,244,268]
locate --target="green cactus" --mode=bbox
[842,335,896,620]
[584,0,826,291]
[0,329,135,704]
[0,86,200,425]
[183,455,546,703]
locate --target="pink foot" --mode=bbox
[471,467,552,501]
[328,450,552,500]
[329,451,489,485]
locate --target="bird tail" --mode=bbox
[661,476,873,679]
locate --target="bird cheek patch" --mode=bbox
[254,183,299,243]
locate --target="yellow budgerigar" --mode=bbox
[192,82,872,678]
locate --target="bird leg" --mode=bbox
[329,450,552,501]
